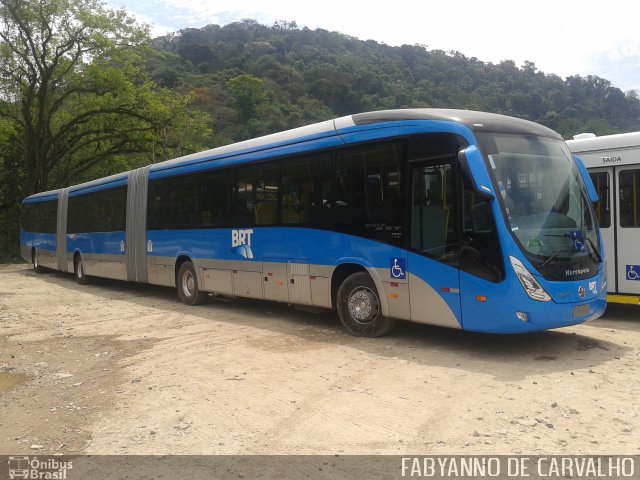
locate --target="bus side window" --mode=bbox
[279,153,332,228]
[68,187,126,233]
[619,169,639,228]
[334,141,403,246]
[588,172,610,228]
[207,170,234,228]
[236,165,278,227]
[148,170,235,230]
[147,181,163,230]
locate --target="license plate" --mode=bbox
[573,304,590,318]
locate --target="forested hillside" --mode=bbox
[149,19,640,144]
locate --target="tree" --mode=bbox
[227,74,267,122]
[0,0,209,194]
[273,19,297,31]
[0,114,22,260]
[0,0,211,257]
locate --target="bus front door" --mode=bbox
[408,160,463,329]
[616,166,640,295]
[589,168,616,293]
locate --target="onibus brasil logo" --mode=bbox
[8,456,73,479]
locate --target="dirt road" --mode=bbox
[0,263,639,455]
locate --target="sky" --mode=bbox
[105,0,640,92]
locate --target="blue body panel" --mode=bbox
[459,268,606,334]
[66,231,126,258]
[337,120,474,144]
[22,193,59,205]
[20,229,56,254]
[149,228,399,268]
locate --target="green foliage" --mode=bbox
[0,0,211,257]
[227,74,268,122]
[0,116,24,260]
[149,20,640,142]
[0,0,212,194]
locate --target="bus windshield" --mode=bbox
[477,133,601,281]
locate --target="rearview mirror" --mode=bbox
[458,145,495,200]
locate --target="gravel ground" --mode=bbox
[0,263,639,455]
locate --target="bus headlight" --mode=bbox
[510,256,551,302]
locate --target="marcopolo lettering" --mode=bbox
[565,267,590,277]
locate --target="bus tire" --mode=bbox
[32,249,44,273]
[74,255,90,285]
[177,261,206,306]
[336,271,396,337]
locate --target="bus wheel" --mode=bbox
[336,271,396,337]
[74,255,90,285]
[177,261,206,306]
[32,249,44,273]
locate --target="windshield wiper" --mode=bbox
[585,237,602,264]
[542,233,602,264]
[537,248,575,270]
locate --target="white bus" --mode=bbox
[567,131,640,304]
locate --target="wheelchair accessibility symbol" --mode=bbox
[390,258,406,279]
[627,265,640,281]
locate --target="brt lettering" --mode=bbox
[232,229,253,248]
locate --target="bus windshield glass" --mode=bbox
[477,133,601,281]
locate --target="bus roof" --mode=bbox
[351,109,562,138]
[148,109,561,175]
[22,108,561,202]
[22,171,129,203]
[149,118,340,174]
[567,130,640,153]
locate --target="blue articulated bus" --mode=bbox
[20,109,607,336]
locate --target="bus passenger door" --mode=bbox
[589,168,616,293]
[408,161,463,328]
[616,166,640,295]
